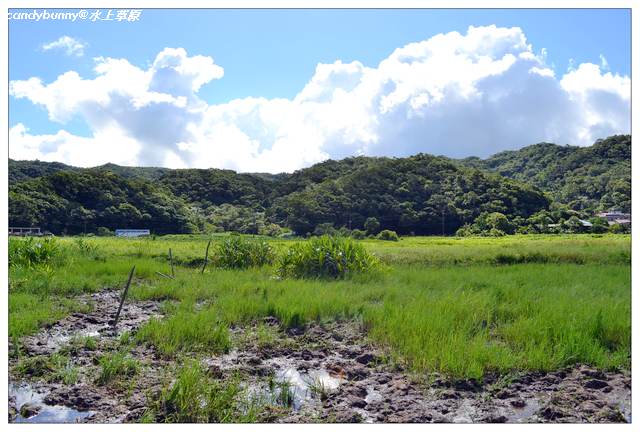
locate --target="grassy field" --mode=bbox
[8,234,631,379]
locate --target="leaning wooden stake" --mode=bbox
[201,240,211,274]
[155,271,174,279]
[169,248,175,277]
[113,266,135,329]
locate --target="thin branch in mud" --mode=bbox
[201,240,211,274]
[155,271,174,279]
[169,248,174,277]
[113,266,135,329]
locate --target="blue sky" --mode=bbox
[8,8,631,171]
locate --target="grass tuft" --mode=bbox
[95,352,140,385]
[145,361,259,423]
[277,236,379,279]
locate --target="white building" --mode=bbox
[115,229,151,238]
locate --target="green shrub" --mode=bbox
[350,229,366,240]
[313,223,337,237]
[277,235,379,279]
[74,238,100,257]
[377,230,399,241]
[9,237,61,268]
[96,227,113,237]
[455,226,471,237]
[214,236,275,269]
[609,223,629,234]
[488,228,506,237]
[364,217,381,235]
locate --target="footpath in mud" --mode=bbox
[8,292,631,424]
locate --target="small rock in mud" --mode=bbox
[579,366,606,380]
[355,353,375,365]
[481,414,507,423]
[454,379,481,392]
[19,402,42,418]
[584,379,609,390]
[539,405,568,421]
[440,389,461,400]
[495,389,514,399]
[510,398,526,408]
[347,396,367,409]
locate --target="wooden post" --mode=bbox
[201,240,211,274]
[155,271,174,279]
[169,248,174,277]
[113,266,135,329]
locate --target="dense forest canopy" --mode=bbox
[459,135,631,213]
[8,135,630,236]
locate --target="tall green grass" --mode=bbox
[277,235,379,279]
[8,234,631,378]
[9,237,61,268]
[213,236,275,269]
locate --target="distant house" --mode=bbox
[548,219,592,229]
[9,227,42,236]
[115,229,151,238]
[596,211,631,226]
[578,219,593,228]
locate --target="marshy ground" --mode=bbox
[8,234,631,423]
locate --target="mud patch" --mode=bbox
[9,290,166,423]
[19,290,162,356]
[8,311,631,424]
[204,320,631,424]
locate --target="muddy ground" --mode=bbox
[8,290,631,423]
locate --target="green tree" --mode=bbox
[364,217,381,235]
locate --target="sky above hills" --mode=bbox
[9,9,631,173]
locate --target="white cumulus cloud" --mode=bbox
[41,36,87,57]
[11,25,630,173]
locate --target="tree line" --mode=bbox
[8,135,630,237]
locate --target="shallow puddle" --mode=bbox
[246,358,345,411]
[9,382,95,424]
[276,366,343,409]
[508,398,540,422]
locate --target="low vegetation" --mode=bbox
[95,352,140,385]
[136,307,231,357]
[9,234,631,381]
[14,352,79,385]
[143,361,259,423]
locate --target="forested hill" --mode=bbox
[8,160,170,183]
[8,135,630,236]
[458,135,631,213]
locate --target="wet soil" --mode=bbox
[18,290,162,357]
[8,297,631,424]
[8,290,167,423]
[207,319,631,423]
